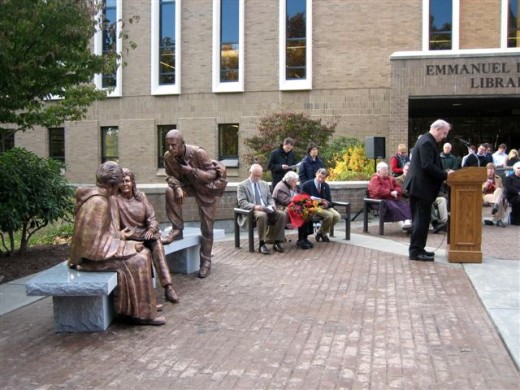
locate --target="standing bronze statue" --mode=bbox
[116,168,180,303]
[161,129,227,278]
[68,161,166,326]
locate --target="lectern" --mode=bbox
[447,167,487,263]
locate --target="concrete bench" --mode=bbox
[26,261,117,332]
[162,227,225,274]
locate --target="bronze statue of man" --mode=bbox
[161,129,227,278]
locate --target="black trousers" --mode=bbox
[409,196,433,257]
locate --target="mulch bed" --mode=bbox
[0,244,69,284]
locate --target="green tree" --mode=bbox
[243,111,337,168]
[0,148,75,255]
[0,0,138,152]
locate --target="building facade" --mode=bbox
[14,0,520,185]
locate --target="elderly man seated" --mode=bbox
[237,164,287,255]
[368,161,412,232]
[482,163,507,227]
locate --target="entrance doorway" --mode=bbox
[408,96,520,157]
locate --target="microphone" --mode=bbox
[455,136,471,147]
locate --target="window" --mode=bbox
[212,0,244,92]
[218,124,239,167]
[0,132,15,154]
[48,128,65,163]
[423,0,459,51]
[279,0,312,90]
[101,126,119,163]
[151,0,181,95]
[502,0,519,47]
[94,0,122,96]
[157,125,176,168]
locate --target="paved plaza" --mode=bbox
[0,218,519,389]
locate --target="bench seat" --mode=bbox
[26,261,117,333]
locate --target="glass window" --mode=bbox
[429,0,452,50]
[48,128,65,163]
[279,0,312,90]
[213,0,244,92]
[157,125,176,168]
[94,0,122,96]
[152,0,181,95]
[0,132,15,154]
[101,126,119,163]
[218,124,239,167]
[508,0,519,47]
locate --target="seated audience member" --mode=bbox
[299,142,325,184]
[68,161,165,326]
[390,144,410,177]
[440,142,460,170]
[482,163,507,227]
[368,161,412,232]
[478,144,493,166]
[116,168,179,303]
[273,171,314,250]
[504,161,520,226]
[396,162,447,233]
[505,149,519,168]
[492,143,508,168]
[237,164,286,254]
[462,145,479,167]
[300,168,340,242]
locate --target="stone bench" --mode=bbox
[163,227,225,274]
[26,261,117,333]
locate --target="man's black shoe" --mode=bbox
[424,250,435,257]
[496,220,506,228]
[433,222,447,233]
[273,242,285,253]
[259,244,271,255]
[491,204,499,215]
[484,220,494,226]
[304,238,314,248]
[296,240,311,250]
[409,254,434,261]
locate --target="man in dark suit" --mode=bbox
[237,164,286,254]
[406,119,454,261]
[300,168,340,242]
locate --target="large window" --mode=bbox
[157,125,176,168]
[218,124,239,167]
[48,128,65,163]
[0,132,15,154]
[423,0,459,51]
[94,0,122,96]
[279,0,312,90]
[152,0,181,95]
[101,126,119,163]
[212,0,244,92]
[503,0,519,47]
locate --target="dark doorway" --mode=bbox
[409,96,520,156]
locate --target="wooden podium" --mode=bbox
[447,167,486,263]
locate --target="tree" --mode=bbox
[0,0,138,152]
[243,111,337,168]
[0,148,75,255]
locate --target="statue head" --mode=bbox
[96,161,123,194]
[165,129,185,158]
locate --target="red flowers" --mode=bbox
[287,193,322,227]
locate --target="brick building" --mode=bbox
[12,0,520,185]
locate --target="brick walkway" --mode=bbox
[1,231,518,389]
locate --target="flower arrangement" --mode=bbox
[287,193,322,227]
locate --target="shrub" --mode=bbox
[243,111,337,169]
[328,143,375,181]
[0,148,75,255]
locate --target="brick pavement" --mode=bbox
[1,231,518,389]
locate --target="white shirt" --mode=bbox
[492,151,507,167]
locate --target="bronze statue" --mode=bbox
[68,161,166,326]
[116,168,179,303]
[161,129,227,278]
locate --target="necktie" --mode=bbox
[317,183,321,194]
[254,182,262,205]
